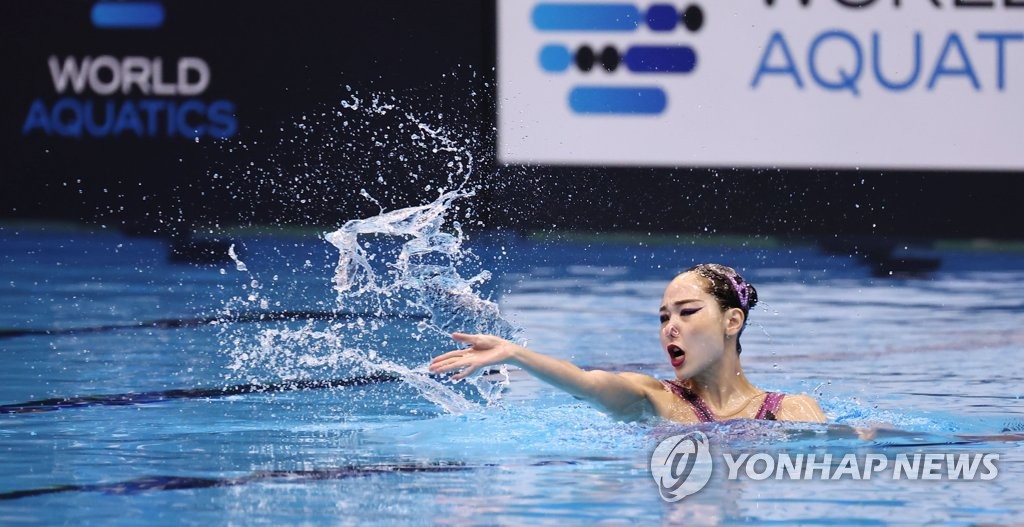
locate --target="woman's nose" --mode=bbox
[664,324,678,338]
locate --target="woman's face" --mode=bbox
[659,272,731,378]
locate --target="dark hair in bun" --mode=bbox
[685,263,758,354]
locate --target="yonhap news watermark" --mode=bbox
[651,432,999,502]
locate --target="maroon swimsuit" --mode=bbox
[661,380,785,422]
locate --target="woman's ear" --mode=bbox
[724,308,745,336]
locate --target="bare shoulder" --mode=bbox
[616,371,666,392]
[778,393,827,423]
[616,372,689,420]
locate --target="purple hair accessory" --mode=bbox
[726,274,750,310]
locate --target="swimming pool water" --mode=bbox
[1,226,1023,525]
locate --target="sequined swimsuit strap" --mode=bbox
[660,380,715,422]
[755,392,785,421]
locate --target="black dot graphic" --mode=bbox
[682,5,704,32]
[600,46,620,72]
[576,46,595,72]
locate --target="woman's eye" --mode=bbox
[680,308,701,317]
[659,314,669,323]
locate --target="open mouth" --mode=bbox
[667,344,685,366]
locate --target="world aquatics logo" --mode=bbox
[21,1,239,140]
[531,2,704,115]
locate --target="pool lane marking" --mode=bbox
[0,462,484,501]
[0,310,429,340]
[0,374,401,414]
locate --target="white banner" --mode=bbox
[497,1,1024,170]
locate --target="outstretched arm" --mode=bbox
[429,333,654,420]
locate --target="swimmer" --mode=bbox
[429,263,826,423]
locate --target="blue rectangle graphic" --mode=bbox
[624,46,697,73]
[569,86,667,114]
[91,1,165,29]
[532,3,640,31]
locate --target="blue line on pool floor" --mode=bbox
[0,310,429,340]
[0,460,591,501]
[0,374,401,414]
[0,462,477,500]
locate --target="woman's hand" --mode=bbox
[428,332,520,380]
[430,332,653,420]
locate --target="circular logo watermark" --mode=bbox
[650,431,713,502]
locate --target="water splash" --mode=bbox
[325,187,519,341]
[227,324,481,414]
[220,89,519,415]
[228,243,247,272]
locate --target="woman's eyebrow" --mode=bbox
[659,299,701,311]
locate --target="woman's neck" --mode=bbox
[686,351,761,412]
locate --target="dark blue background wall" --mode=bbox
[2,1,1021,243]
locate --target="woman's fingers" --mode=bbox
[430,333,480,371]
[453,333,503,352]
[430,349,467,364]
[429,355,461,371]
[429,355,477,378]
[452,363,478,380]
[429,348,479,372]
[429,333,496,377]
[430,359,459,373]
[451,332,478,345]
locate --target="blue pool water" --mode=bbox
[1,224,1023,525]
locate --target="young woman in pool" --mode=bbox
[429,263,826,423]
